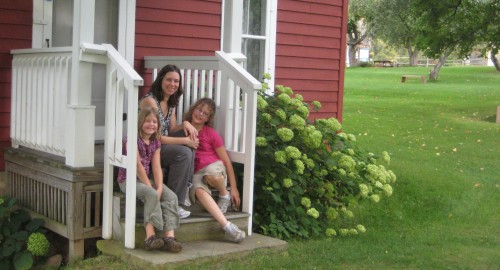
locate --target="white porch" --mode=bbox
[7,0,266,262]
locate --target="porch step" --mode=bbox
[112,194,250,247]
[97,233,288,269]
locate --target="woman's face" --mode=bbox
[161,71,180,97]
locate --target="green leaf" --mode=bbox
[13,251,33,270]
[270,192,281,203]
[326,158,337,167]
[2,238,17,257]
[25,219,44,232]
[12,231,28,241]
[0,259,13,270]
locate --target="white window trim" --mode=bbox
[221,0,277,90]
[265,0,277,91]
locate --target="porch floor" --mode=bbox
[97,233,287,269]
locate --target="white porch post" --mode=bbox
[66,0,96,167]
[222,0,243,54]
[221,0,255,234]
[118,0,137,65]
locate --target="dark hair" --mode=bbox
[138,106,161,140]
[184,98,216,127]
[149,64,183,108]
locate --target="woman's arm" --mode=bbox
[151,148,163,200]
[169,109,198,140]
[160,135,199,149]
[215,146,240,209]
[136,151,153,188]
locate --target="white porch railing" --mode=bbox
[10,43,144,249]
[10,46,260,250]
[78,43,144,249]
[10,47,72,156]
[145,51,262,238]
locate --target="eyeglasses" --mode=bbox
[195,107,211,118]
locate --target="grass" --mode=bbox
[66,66,499,269]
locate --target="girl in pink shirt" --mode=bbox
[184,98,245,243]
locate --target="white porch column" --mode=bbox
[66,0,96,167]
[222,0,243,55]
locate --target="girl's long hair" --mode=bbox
[138,107,161,141]
[149,64,183,108]
[184,98,216,127]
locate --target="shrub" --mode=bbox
[0,196,48,270]
[253,75,396,240]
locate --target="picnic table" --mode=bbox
[374,60,395,67]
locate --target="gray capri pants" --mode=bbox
[119,180,180,232]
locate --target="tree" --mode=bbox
[368,0,420,66]
[482,0,500,71]
[413,0,491,80]
[346,0,373,66]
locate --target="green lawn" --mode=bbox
[67,66,499,269]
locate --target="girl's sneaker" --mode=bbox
[162,237,183,253]
[224,222,245,243]
[144,235,164,251]
[217,195,231,213]
[178,207,191,218]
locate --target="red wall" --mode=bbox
[0,1,33,170]
[134,0,222,96]
[0,0,348,171]
[275,0,347,121]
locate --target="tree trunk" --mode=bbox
[491,50,500,71]
[407,47,419,66]
[429,49,452,81]
[348,44,357,67]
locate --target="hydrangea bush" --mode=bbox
[0,196,49,270]
[252,74,396,239]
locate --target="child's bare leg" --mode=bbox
[203,175,228,196]
[145,223,156,239]
[195,187,228,227]
[163,230,175,238]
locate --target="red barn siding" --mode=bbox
[135,0,222,95]
[0,1,32,171]
[275,0,347,121]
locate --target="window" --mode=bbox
[241,0,277,86]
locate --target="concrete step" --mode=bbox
[97,233,288,269]
[112,194,250,248]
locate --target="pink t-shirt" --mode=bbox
[194,126,224,173]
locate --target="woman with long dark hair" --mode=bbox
[139,64,198,218]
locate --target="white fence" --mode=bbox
[10,47,72,156]
[394,57,488,67]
